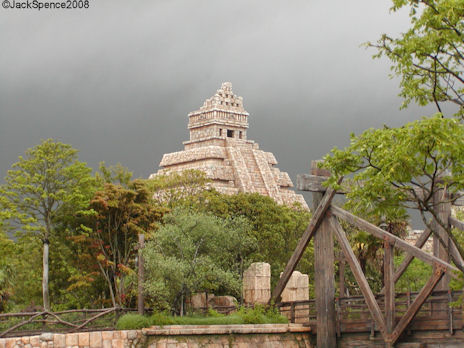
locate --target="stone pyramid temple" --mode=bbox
[150,82,308,209]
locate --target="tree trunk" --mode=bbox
[137,234,145,315]
[42,239,50,311]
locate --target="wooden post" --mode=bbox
[312,161,336,348]
[384,240,395,338]
[339,251,346,298]
[432,182,451,319]
[137,234,145,315]
[432,182,451,292]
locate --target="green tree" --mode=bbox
[143,208,256,314]
[368,0,464,117]
[197,192,312,286]
[148,171,312,293]
[147,169,210,207]
[83,180,166,307]
[0,227,15,312]
[0,139,96,310]
[96,162,133,187]
[322,115,464,274]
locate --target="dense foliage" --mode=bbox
[0,142,311,313]
[0,139,96,310]
[369,0,464,118]
[143,209,256,313]
[323,116,464,276]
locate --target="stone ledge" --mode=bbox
[142,323,310,336]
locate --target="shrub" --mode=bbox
[236,305,287,324]
[116,306,288,329]
[115,314,151,330]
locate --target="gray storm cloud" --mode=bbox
[0,0,433,188]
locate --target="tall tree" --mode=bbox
[368,0,464,117]
[0,139,96,310]
[83,180,166,307]
[0,226,15,312]
[143,208,255,314]
[322,115,464,273]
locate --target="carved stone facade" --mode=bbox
[150,82,308,209]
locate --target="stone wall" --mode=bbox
[144,324,312,348]
[0,324,313,348]
[0,330,145,348]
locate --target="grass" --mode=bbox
[116,307,288,330]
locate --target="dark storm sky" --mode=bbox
[0,0,435,188]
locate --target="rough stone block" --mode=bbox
[65,334,78,347]
[208,295,237,308]
[53,334,65,348]
[243,262,271,305]
[30,337,40,347]
[127,331,137,340]
[78,332,89,346]
[112,339,124,348]
[39,333,53,342]
[101,332,113,341]
[89,332,101,348]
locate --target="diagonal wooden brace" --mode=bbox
[329,216,388,339]
[270,178,342,303]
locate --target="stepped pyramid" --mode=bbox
[150,82,308,209]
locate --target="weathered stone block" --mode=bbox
[102,340,112,348]
[78,332,89,346]
[39,334,53,342]
[101,332,113,341]
[52,334,65,348]
[65,333,78,347]
[112,339,124,348]
[89,332,101,348]
[29,336,40,347]
[243,262,271,305]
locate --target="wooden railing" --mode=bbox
[278,290,463,335]
[0,307,140,338]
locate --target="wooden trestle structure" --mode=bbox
[270,161,464,347]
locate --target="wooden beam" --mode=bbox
[452,195,464,206]
[390,267,445,344]
[384,240,395,335]
[339,251,346,297]
[270,179,341,303]
[447,217,464,271]
[329,216,387,339]
[314,190,336,348]
[433,186,452,291]
[380,228,432,296]
[330,205,458,274]
[296,173,464,207]
[297,174,346,193]
[450,216,464,231]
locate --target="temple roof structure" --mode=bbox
[150,82,308,209]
